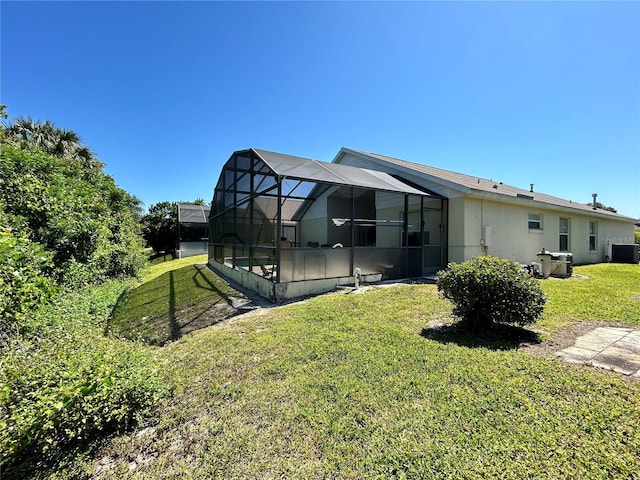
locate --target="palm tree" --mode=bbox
[4,117,102,170]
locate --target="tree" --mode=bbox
[3,116,102,170]
[141,201,178,253]
[587,201,617,213]
[1,140,144,287]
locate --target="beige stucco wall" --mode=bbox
[449,196,634,265]
[299,187,331,246]
[446,196,469,263]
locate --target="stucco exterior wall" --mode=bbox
[454,197,634,265]
[299,187,331,246]
[335,151,636,268]
[446,196,468,263]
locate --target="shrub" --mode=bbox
[0,218,57,342]
[0,144,145,287]
[0,281,169,472]
[437,256,546,330]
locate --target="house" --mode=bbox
[334,148,635,267]
[208,148,636,302]
[176,203,210,258]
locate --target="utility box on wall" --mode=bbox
[482,226,493,247]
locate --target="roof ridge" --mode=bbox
[341,147,632,220]
[348,148,493,182]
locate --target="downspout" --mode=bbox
[480,199,488,256]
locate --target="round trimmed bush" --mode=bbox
[437,256,546,330]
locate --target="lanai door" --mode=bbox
[423,197,447,274]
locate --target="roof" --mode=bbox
[339,148,635,221]
[251,148,428,197]
[177,204,211,223]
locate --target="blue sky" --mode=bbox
[2,1,639,218]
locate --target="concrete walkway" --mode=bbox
[556,327,640,377]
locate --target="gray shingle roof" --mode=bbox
[342,148,632,220]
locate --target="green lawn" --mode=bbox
[538,263,640,330]
[89,263,640,479]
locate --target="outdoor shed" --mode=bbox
[176,203,210,258]
[208,148,431,302]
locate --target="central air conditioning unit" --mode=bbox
[611,244,640,264]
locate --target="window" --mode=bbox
[589,221,597,251]
[528,213,542,230]
[559,217,569,251]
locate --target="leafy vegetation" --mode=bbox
[110,259,239,345]
[437,256,546,329]
[0,281,168,477]
[1,103,637,478]
[0,215,58,344]
[1,112,146,330]
[0,110,166,477]
[0,144,145,290]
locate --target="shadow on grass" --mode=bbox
[108,264,241,346]
[192,264,234,307]
[148,251,177,264]
[420,321,541,351]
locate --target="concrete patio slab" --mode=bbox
[556,326,640,377]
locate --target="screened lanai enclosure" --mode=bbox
[209,148,445,302]
[176,204,210,258]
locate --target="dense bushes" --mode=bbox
[0,281,168,473]
[0,217,58,344]
[437,256,546,329]
[0,142,146,335]
[0,144,145,287]
[0,115,165,474]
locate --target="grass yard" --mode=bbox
[538,263,640,330]
[78,262,640,479]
